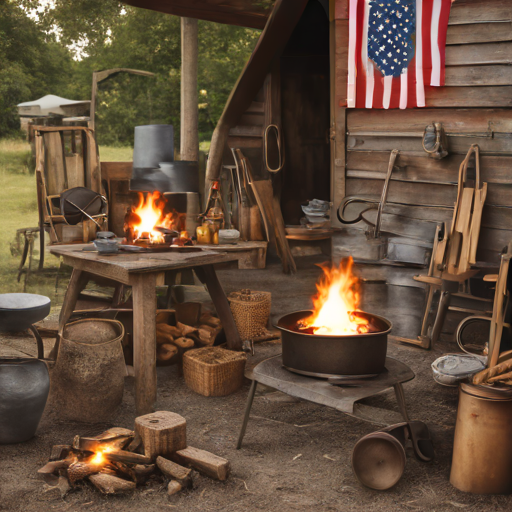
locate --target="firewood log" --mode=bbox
[133,464,156,484]
[199,313,221,329]
[177,322,197,336]
[157,324,183,338]
[156,456,192,488]
[72,428,134,453]
[67,461,100,485]
[156,310,176,325]
[171,446,230,481]
[157,331,174,346]
[135,411,187,460]
[38,460,72,481]
[170,337,195,350]
[126,432,143,454]
[89,473,136,495]
[167,480,183,496]
[473,358,512,384]
[488,370,512,383]
[157,344,179,363]
[104,450,152,465]
[49,445,72,462]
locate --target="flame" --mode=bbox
[91,445,114,466]
[301,257,370,335]
[131,191,166,244]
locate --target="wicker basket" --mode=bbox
[228,289,271,341]
[183,347,247,397]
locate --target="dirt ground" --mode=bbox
[2,255,512,512]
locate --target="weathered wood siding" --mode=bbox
[333,0,512,266]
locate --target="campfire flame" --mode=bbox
[90,445,114,466]
[301,257,370,335]
[129,191,166,244]
[125,191,187,244]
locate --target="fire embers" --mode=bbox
[123,191,192,246]
[298,257,378,336]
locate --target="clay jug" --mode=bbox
[50,319,125,422]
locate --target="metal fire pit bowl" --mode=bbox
[276,310,392,378]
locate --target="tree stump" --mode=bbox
[135,411,187,461]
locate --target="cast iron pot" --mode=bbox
[0,339,50,444]
[276,310,392,377]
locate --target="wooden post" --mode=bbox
[131,273,158,414]
[180,17,199,162]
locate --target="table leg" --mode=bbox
[237,380,258,450]
[195,264,242,351]
[50,269,90,361]
[394,383,410,422]
[58,269,90,330]
[131,273,158,415]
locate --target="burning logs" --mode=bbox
[37,412,231,498]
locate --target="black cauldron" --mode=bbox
[276,310,392,378]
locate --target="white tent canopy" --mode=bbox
[17,95,90,117]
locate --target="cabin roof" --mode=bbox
[120,0,276,29]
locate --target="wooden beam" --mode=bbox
[446,42,512,66]
[180,18,199,162]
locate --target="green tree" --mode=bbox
[0,1,73,137]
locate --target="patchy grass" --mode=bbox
[0,138,133,305]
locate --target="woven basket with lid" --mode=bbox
[228,289,271,341]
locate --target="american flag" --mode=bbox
[347,0,452,109]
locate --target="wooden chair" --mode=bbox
[34,126,108,268]
[406,145,488,349]
[456,240,512,367]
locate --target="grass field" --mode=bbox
[0,138,133,306]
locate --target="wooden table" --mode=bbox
[50,245,242,414]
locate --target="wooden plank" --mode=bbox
[100,161,132,181]
[445,65,512,86]
[425,86,512,108]
[226,136,262,149]
[446,42,512,66]
[347,108,512,134]
[229,125,263,137]
[347,133,512,154]
[331,18,348,228]
[346,178,456,207]
[43,132,66,195]
[449,1,512,25]
[346,152,512,185]
[346,177,512,208]
[447,22,512,45]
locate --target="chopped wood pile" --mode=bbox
[37,411,230,498]
[156,311,223,366]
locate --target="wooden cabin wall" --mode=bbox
[331,0,512,338]
[224,0,331,226]
[332,0,512,266]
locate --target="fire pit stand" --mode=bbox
[236,355,414,449]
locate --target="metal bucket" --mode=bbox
[276,310,391,377]
[450,382,512,494]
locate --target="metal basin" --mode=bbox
[0,294,51,332]
[276,310,391,377]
